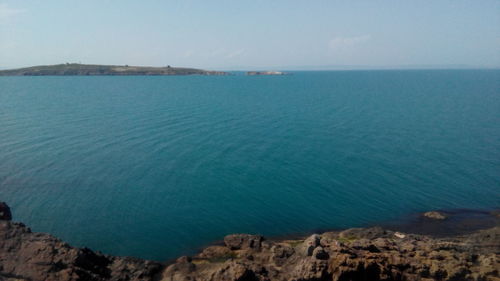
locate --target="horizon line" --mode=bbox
[1,63,499,72]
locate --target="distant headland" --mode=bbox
[0,63,228,76]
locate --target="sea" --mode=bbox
[0,70,499,260]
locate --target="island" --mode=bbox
[0,201,498,281]
[0,63,228,76]
[246,71,288,76]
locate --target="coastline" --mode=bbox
[244,208,500,247]
[1,202,498,281]
[0,64,229,76]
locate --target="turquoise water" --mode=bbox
[0,70,499,260]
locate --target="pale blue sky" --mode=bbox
[1,0,499,70]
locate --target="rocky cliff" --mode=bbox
[0,202,498,281]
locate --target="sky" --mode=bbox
[0,0,499,70]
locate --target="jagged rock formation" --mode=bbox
[0,203,163,281]
[0,202,498,281]
[162,227,499,281]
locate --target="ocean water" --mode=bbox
[0,70,499,260]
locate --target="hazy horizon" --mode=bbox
[1,1,499,70]
[1,63,499,72]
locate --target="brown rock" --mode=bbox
[1,202,499,281]
[339,226,389,240]
[312,246,329,260]
[0,220,163,281]
[423,211,447,220]
[271,243,294,266]
[291,259,329,280]
[197,245,232,259]
[298,234,320,256]
[223,234,264,250]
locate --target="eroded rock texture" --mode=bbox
[0,202,162,281]
[162,227,499,281]
[0,202,498,281]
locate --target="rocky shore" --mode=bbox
[0,202,498,281]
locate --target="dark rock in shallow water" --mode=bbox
[0,202,11,220]
[491,209,500,218]
[423,211,448,220]
[0,202,498,281]
[338,226,389,240]
[387,208,500,237]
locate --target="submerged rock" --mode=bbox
[423,211,448,220]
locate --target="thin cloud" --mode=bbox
[226,49,245,59]
[208,48,226,58]
[0,3,24,22]
[328,35,371,51]
[183,50,194,58]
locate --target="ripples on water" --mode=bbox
[0,70,499,260]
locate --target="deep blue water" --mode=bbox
[0,70,499,260]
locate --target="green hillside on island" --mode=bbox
[0,63,228,76]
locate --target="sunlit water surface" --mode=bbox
[1,70,499,260]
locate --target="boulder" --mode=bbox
[312,246,329,260]
[271,243,295,266]
[291,259,329,280]
[394,232,406,239]
[197,245,232,259]
[298,234,320,256]
[223,234,264,250]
